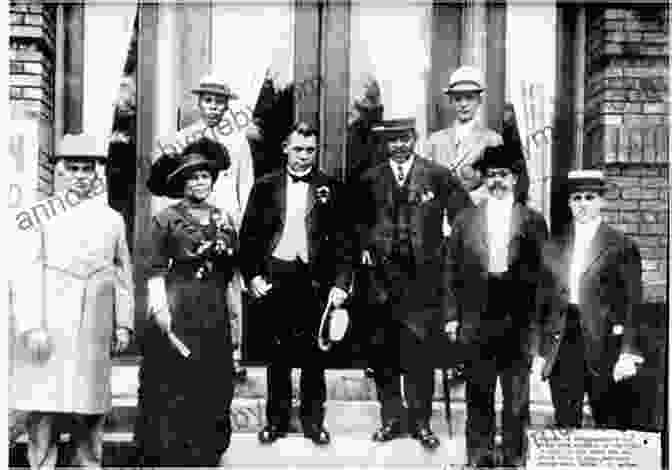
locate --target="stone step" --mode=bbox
[12,433,471,467]
[111,365,555,404]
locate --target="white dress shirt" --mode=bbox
[389,155,415,186]
[455,119,476,147]
[569,218,601,304]
[486,193,514,274]
[272,171,310,262]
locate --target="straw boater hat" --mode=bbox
[473,144,524,174]
[371,118,417,136]
[51,133,108,163]
[443,65,486,94]
[147,138,230,199]
[566,169,610,194]
[192,73,239,100]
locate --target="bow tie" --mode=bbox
[288,171,312,183]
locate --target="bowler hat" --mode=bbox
[192,73,239,99]
[443,66,486,94]
[147,138,230,198]
[566,169,610,194]
[52,133,107,163]
[473,144,523,174]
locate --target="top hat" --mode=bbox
[371,118,417,135]
[52,133,107,163]
[147,138,230,199]
[192,73,240,99]
[473,144,523,174]
[443,66,486,94]
[566,169,610,194]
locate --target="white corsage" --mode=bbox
[420,190,435,204]
[316,185,331,204]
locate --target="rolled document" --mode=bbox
[167,330,191,358]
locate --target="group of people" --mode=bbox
[9,65,644,469]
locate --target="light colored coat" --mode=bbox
[424,122,502,205]
[10,196,133,414]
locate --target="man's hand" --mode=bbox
[444,320,459,341]
[531,356,547,377]
[361,250,373,266]
[113,327,132,354]
[23,329,52,362]
[329,287,348,308]
[613,353,644,383]
[250,275,273,299]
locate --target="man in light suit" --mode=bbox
[238,122,353,446]
[535,170,644,429]
[444,144,548,467]
[425,66,502,206]
[10,134,134,469]
[356,119,473,450]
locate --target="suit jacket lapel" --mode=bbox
[276,171,288,232]
[474,202,490,266]
[506,203,524,266]
[580,222,613,279]
[381,162,397,206]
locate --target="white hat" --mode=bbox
[192,73,239,99]
[444,66,486,94]
[567,169,610,194]
[54,133,107,162]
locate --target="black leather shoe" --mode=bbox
[258,425,287,444]
[304,425,331,446]
[372,421,404,442]
[412,426,440,450]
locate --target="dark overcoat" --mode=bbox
[536,223,642,379]
[238,168,354,332]
[354,156,472,369]
[443,201,548,358]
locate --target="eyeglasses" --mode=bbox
[570,193,598,202]
[290,146,317,154]
[485,169,512,178]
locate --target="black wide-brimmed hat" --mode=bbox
[147,138,230,198]
[566,169,610,194]
[473,143,523,174]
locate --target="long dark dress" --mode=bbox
[135,200,235,467]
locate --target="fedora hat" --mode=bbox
[473,143,523,174]
[147,138,230,198]
[566,169,610,194]
[443,66,486,94]
[192,73,239,99]
[52,133,107,163]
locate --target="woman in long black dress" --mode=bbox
[135,138,236,466]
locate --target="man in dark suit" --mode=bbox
[355,119,472,450]
[238,122,353,446]
[444,144,548,467]
[535,170,644,429]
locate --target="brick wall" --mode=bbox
[584,5,669,303]
[10,1,56,198]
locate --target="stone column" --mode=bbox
[460,0,488,126]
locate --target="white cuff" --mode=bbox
[147,276,168,313]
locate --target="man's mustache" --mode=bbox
[487,181,508,190]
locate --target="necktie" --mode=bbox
[396,164,405,184]
[288,171,312,183]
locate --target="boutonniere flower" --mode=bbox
[420,190,435,204]
[316,185,331,204]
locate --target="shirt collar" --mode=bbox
[574,217,602,238]
[455,119,476,141]
[486,192,515,208]
[389,154,415,174]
